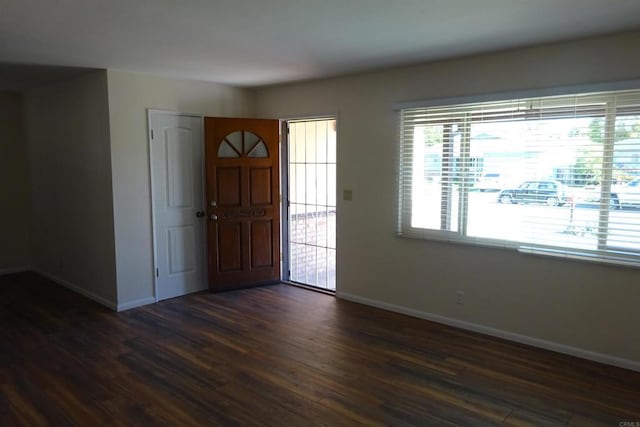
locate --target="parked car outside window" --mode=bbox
[611,177,640,209]
[497,180,570,207]
[579,177,640,209]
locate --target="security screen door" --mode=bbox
[285,118,337,291]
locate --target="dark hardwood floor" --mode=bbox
[1,272,639,426]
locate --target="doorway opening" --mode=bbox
[284,118,337,291]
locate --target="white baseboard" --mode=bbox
[14,268,155,312]
[0,266,32,276]
[336,291,640,373]
[117,297,156,312]
[34,269,118,311]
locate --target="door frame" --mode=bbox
[280,120,290,282]
[280,114,338,287]
[147,109,207,302]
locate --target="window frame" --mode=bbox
[395,81,640,268]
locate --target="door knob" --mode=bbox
[196,211,205,218]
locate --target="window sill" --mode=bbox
[518,246,640,270]
[398,230,640,270]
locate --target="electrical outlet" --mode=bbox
[456,290,464,305]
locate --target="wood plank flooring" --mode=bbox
[1,272,639,426]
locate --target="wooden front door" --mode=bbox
[204,117,280,291]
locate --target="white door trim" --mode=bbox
[148,109,207,302]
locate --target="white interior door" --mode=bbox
[149,112,206,300]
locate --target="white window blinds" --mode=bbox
[398,88,640,266]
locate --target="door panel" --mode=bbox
[167,129,194,208]
[205,117,280,291]
[218,222,243,272]
[217,167,242,206]
[251,220,274,268]
[150,113,206,300]
[250,168,272,205]
[168,225,196,274]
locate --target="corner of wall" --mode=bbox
[22,70,118,303]
[0,91,31,271]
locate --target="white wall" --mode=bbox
[106,71,253,308]
[0,92,30,273]
[254,32,640,365]
[23,71,117,305]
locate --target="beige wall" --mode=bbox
[106,71,253,308]
[0,92,30,272]
[23,71,117,305]
[254,32,640,364]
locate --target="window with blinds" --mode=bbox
[398,88,640,266]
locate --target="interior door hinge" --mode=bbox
[150,129,154,140]
[156,268,159,278]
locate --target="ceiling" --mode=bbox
[1,0,640,90]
